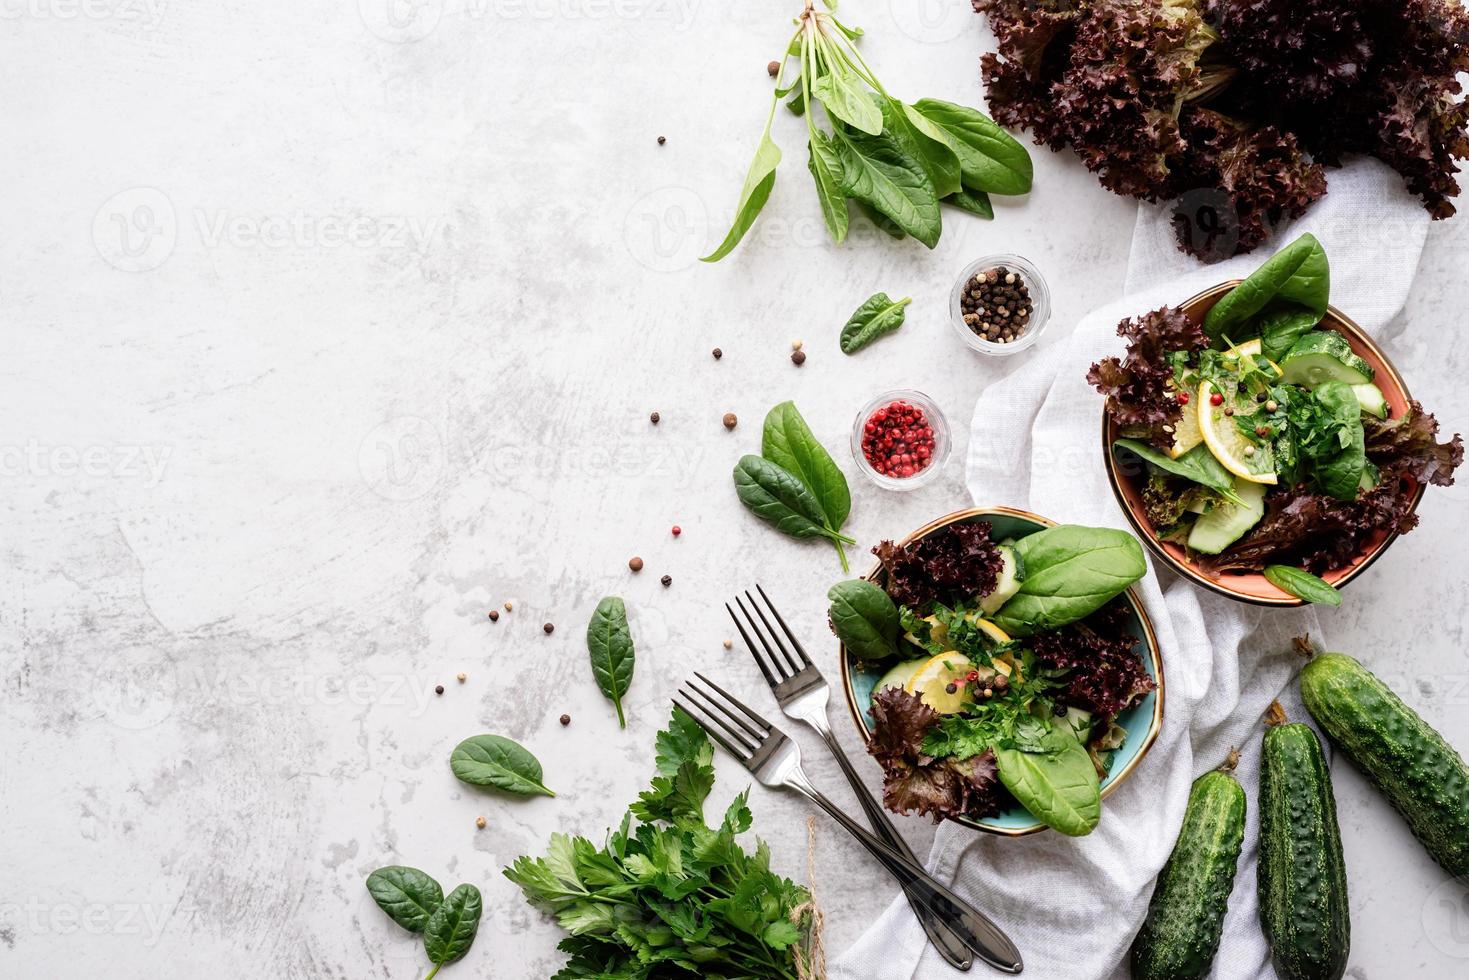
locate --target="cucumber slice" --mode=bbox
[1279,332,1374,387]
[1352,382,1387,419]
[1187,479,1267,555]
[979,545,1024,614]
[874,658,927,695]
[1359,460,1380,491]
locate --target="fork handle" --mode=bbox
[812,724,977,971]
[786,770,1023,975]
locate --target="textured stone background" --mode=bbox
[3,2,1468,977]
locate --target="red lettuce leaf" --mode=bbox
[868,687,1004,823]
[872,521,1004,610]
[1029,601,1156,718]
[1364,401,1465,487]
[1088,306,1206,449]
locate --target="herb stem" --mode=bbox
[422,965,441,980]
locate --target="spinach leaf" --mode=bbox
[1113,439,1244,502]
[1202,232,1329,342]
[1288,380,1365,500]
[839,292,911,355]
[760,402,851,530]
[366,866,443,933]
[910,98,1033,196]
[1258,308,1321,362]
[587,596,636,728]
[812,71,883,136]
[451,734,556,797]
[856,199,906,239]
[827,579,900,660]
[807,132,850,244]
[944,188,993,219]
[733,455,853,569]
[992,525,1147,637]
[833,123,942,248]
[423,883,482,978]
[701,130,781,263]
[1263,565,1343,606]
[994,727,1101,836]
[885,98,963,199]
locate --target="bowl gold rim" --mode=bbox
[1101,280,1426,607]
[836,505,1166,838]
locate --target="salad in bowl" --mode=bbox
[832,509,1162,837]
[1093,233,1463,605]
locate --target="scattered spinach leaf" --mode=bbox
[422,884,483,979]
[1202,232,1329,342]
[587,596,636,729]
[1263,565,1343,606]
[827,579,900,661]
[994,727,1101,837]
[761,401,851,530]
[366,866,443,934]
[1113,438,1243,503]
[992,525,1147,637]
[839,292,911,354]
[450,734,555,797]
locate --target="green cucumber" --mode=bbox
[1279,333,1374,387]
[1130,751,1247,980]
[1186,479,1266,554]
[1301,652,1469,876]
[1259,704,1349,980]
[979,545,1024,614]
[874,658,926,694]
[1351,382,1387,419]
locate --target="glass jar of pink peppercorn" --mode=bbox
[850,390,951,491]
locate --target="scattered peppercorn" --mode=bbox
[671,525,681,537]
[559,714,571,726]
[958,265,1035,344]
[1255,425,1271,437]
[504,601,513,612]
[628,556,644,572]
[723,639,733,649]
[712,347,722,359]
[982,687,994,698]
[661,574,672,587]
[1209,391,1225,406]
[860,399,936,479]
[993,674,1009,690]
[435,685,445,696]
[792,339,803,351]
[656,136,666,145]
[475,816,487,829]
[457,672,466,683]
[767,60,779,76]
[791,350,806,366]
[944,682,958,695]
[1224,406,1235,417]
[649,411,660,424]
[488,609,499,622]
[1177,391,1191,405]
[1244,445,1257,457]
[543,623,554,634]
[723,412,738,430]
[1265,399,1279,412]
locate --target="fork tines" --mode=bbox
[673,672,774,764]
[726,584,814,686]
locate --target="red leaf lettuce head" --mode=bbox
[1029,601,1156,717]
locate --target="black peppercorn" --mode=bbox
[559,714,571,726]
[543,623,554,634]
[660,574,672,587]
[656,136,666,145]
[435,685,445,696]
[791,350,806,366]
[487,609,499,622]
[712,347,722,359]
[649,411,660,424]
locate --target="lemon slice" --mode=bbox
[1198,379,1277,484]
[905,653,974,714]
[1167,382,1204,459]
[1222,338,1284,378]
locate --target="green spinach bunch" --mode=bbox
[366,867,483,980]
[733,401,855,571]
[702,0,1032,262]
[505,708,814,979]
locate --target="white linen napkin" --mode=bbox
[832,157,1430,980]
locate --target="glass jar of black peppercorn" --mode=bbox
[950,254,1051,356]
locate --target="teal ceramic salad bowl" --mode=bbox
[838,506,1166,837]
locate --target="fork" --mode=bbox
[728,586,1010,973]
[674,672,1024,976]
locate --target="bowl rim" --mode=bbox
[1101,280,1426,607]
[836,505,1166,837]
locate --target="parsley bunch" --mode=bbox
[505,708,813,979]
